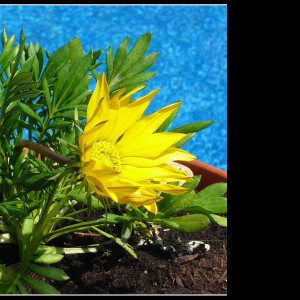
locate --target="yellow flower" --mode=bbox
[79,72,196,214]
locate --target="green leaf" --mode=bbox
[27,263,70,281]
[185,197,227,214]
[9,72,33,86]
[111,71,156,92]
[170,120,216,134]
[14,172,52,191]
[40,36,83,82]
[65,74,92,104]
[9,89,41,102]
[2,205,29,217]
[42,77,51,111]
[172,132,195,149]
[65,189,104,209]
[207,214,227,227]
[15,55,36,74]
[0,33,15,65]
[155,214,210,233]
[117,32,152,77]
[120,52,159,82]
[156,175,201,216]
[21,217,34,253]
[106,44,114,83]
[0,264,16,284]
[110,35,129,81]
[52,60,70,105]
[18,101,43,125]
[34,245,55,256]
[0,44,19,74]
[55,50,93,106]
[197,182,227,198]
[62,89,91,110]
[156,104,180,133]
[21,273,60,294]
[16,279,28,294]
[48,120,72,129]
[17,119,39,134]
[121,221,132,242]
[0,111,20,134]
[32,253,64,264]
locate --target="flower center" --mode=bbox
[91,141,121,171]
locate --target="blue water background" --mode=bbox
[0,5,227,171]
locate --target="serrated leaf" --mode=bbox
[9,90,41,102]
[15,172,52,191]
[9,72,33,86]
[1,111,20,134]
[42,77,51,111]
[110,35,129,82]
[120,52,159,81]
[55,51,93,106]
[0,44,19,73]
[0,34,15,65]
[17,119,38,134]
[15,55,36,74]
[65,74,92,104]
[111,71,156,92]
[106,44,114,83]
[40,36,83,82]
[117,32,152,77]
[52,60,70,105]
[18,101,43,124]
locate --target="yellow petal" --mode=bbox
[117,189,162,206]
[87,73,109,121]
[78,120,108,150]
[82,160,119,179]
[110,87,127,107]
[85,97,107,132]
[119,85,147,107]
[118,101,181,145]
[86,176,118,203]
[118,132,187,158]
[143,203,158,214]
[120,163,194,182]
[103,88,161,143]
[121,147,196,167]
[139,181,190,195]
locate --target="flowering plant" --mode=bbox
[0,27,227,294]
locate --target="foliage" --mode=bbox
[0,27,226,294]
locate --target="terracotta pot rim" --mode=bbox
[178,159,227,190]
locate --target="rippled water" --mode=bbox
[0,4,227,171]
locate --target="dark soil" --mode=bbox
[1,210,227,295]
[50,212,227,295]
